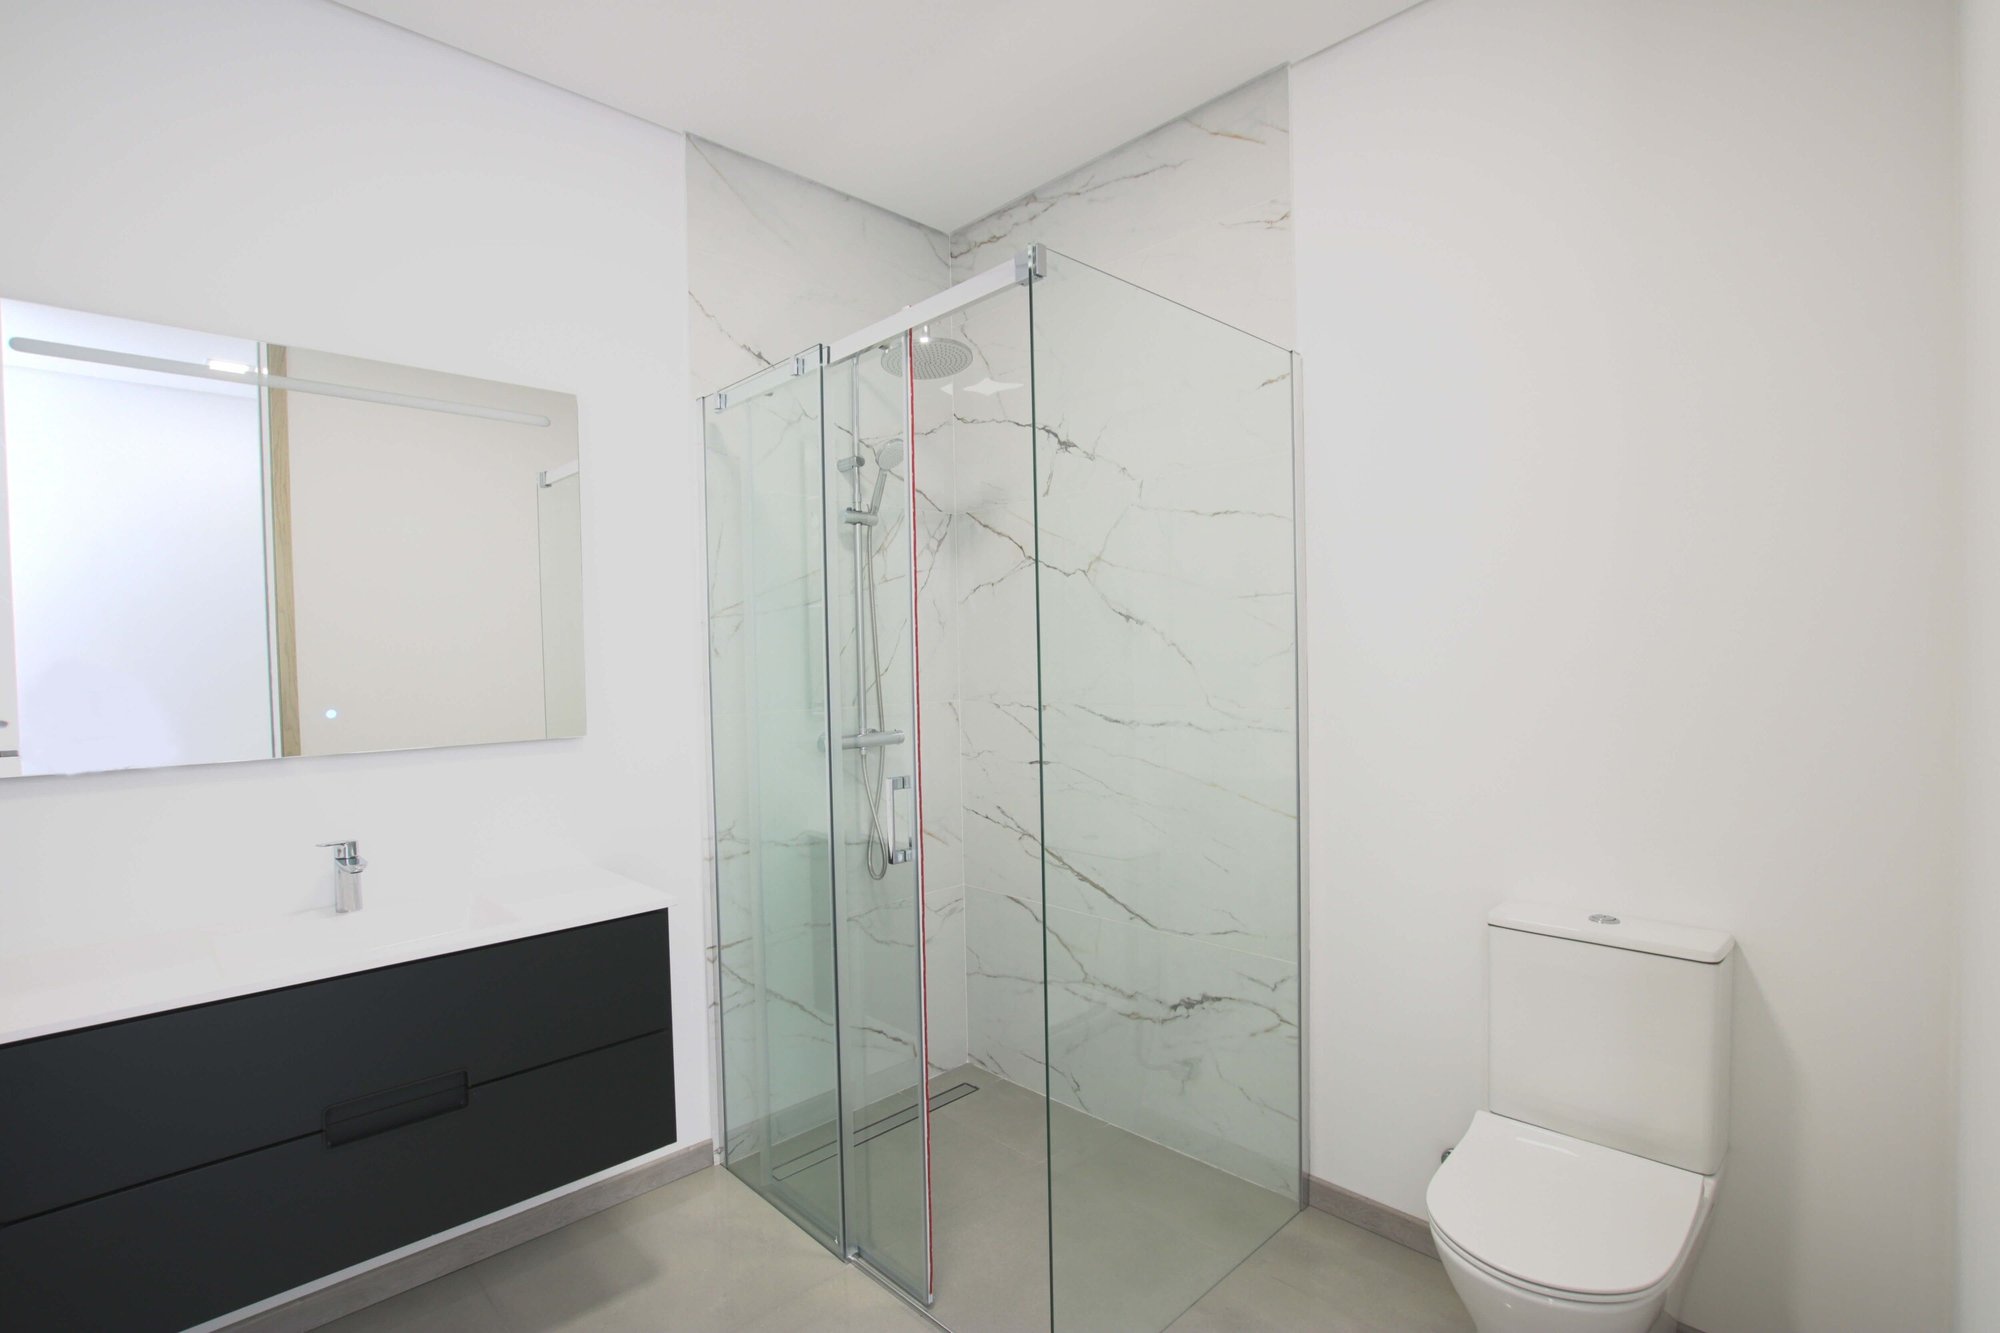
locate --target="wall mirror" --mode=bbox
[0,299,584,778]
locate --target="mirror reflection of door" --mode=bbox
[0,364,18,779]
[536,461,585,738]
[0,300,274,775]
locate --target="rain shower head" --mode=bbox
[880,334,973,381]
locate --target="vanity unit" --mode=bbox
[0,876,674,1331]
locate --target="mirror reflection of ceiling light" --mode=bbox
[7,337,551,426]
[962,377,1021,396]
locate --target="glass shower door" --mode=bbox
[822,339,934,1304]
[703,353,846,1251]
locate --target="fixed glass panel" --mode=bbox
[824,339,933,1302]
[905,284,1052,1333]
[0,297,585,775]
[704,357,845,1251]
[1031,251,1303,1331]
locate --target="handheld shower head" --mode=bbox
[866,442,906,515]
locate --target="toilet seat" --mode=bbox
[1427,1112,1706,1300]
[1432,1223,1664,1308]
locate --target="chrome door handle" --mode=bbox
[888,775,912,865]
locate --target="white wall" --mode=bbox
[0,0,707,1146]
[1963,1,2000,1328]
[1292,4,1960,1331]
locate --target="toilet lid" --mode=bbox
[1426,1112,1706,1298]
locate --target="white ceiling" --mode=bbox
[335,0,1421,231]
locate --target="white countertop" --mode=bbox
[0,867,674,1047]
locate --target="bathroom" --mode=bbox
[0,1,1992,1331]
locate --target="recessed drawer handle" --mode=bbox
[324,1071,469,1147]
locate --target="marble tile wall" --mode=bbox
[949,69,1295,346]
[687,137,949,399]
[943,69,1302,1194]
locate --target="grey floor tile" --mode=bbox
[313,1102,1470,1333]
[732,1269,933,1333]
[471,1170,848,1332]
[931,1184,1051,1333]
[1226,1210,1473,1333]
[1165,1264,1364,1333]
[319,1266,505,1333]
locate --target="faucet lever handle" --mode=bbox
[317,839,360,861]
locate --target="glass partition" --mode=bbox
[908,284,1052,1333]
[1030,252,1303,1330]
[702,250,1302,1333]
[822,339,934,1302]
[704,354,846,1251]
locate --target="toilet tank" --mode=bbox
[1488,902,1734,1175]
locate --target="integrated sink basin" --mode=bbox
[209,895,517,987]
[0,867,673,1045]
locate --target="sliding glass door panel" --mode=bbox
[703,354,846,1251]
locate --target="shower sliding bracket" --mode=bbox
[707,348,820,413]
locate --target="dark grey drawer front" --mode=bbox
[0,1027,675,1333]
[0,909,669,1225]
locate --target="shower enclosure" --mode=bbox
[702,247,1303,1331]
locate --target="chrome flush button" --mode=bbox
[1589,913,1621,925]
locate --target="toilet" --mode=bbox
[1427,903,1735,1333]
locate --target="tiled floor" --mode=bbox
[325,1073,1472,1332]
[322,1166,923,1333]
[923,1063,1306,1333]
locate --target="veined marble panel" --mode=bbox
[926,880,968,1077]
[950,69,1294,348]
[956,241,1301,1195]
[965,883,1299,1197]
[1042,901,1300,1196]
[688,136,948,397]
[965,884,1048,1091]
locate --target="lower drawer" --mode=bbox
[0,1029,675,1332]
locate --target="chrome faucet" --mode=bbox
[317,840,367,914]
